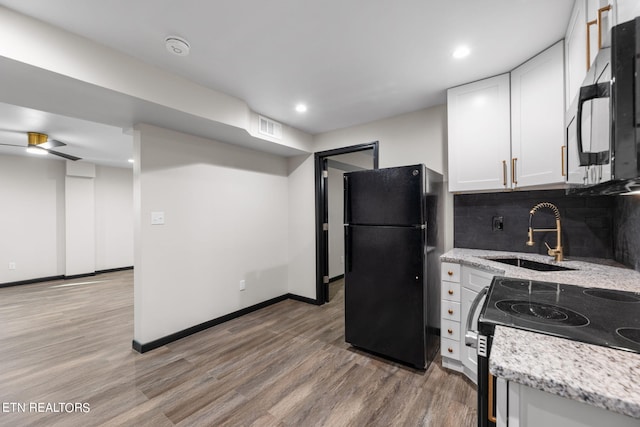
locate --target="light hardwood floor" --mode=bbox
[0,271,476,426]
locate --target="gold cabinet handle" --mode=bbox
[502,160,507,186]
[448,347,454,353]
[586,19,598,70]
[561,145,566,177]
[447,328,453,334]
[597,5,612,50]
[587,5,613,71]
[448,289,454,295]
[511,158,518,186]
[488,372,497,423]
[447,270,453,276]
[448,309,454,315]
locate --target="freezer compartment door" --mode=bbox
[344,164,425,226]
[344,225,427,368]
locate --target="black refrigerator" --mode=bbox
[343,164,442,369]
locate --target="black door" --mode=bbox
[344,224,426,368]
[321,158,330,302]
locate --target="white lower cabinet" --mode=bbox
[441,261,498,383]
[441,337,460,360]
[441,319,459,341]
[460,267,494,381]
[441,262,462,369]
[497,379,640,427]
[460,287,479,378]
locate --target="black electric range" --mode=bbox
[478,276,640,353]
[475,276,640,427]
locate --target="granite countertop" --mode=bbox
[441,248,640,292]
[441,248,640,419]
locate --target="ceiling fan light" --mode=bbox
[26,146,48,156]
[27,132,48,145]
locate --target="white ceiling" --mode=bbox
[0,102,133,167]
[0,0,574,165]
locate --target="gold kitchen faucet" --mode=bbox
[526,202,563,262]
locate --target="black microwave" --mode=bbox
[566,16,640,195]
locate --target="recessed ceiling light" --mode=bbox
[453,46,471,59]
[165,36,191,56]
[128,158,135,163]
[26,146,47,156]
[295,104,308,113]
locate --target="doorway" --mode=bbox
[314,142,379,303]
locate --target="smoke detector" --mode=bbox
[165,36,190,56]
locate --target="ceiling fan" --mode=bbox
[0,131,81,161]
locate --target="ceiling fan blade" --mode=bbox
[46,149,81,161]
[40,139,66,149]
[0,142,25,147]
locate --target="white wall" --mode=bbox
[315,105,448,175]
[327,166,345,278]
[287,104,453,300]
[65,174,96,276]
[286,154,316,299]
[326,151,376,279]
[0,154,133,284]
[95,166,134,270]
[0,155,65,282]
[133,124,289,344]
[65,161,100,276]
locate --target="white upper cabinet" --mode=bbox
[616,0,640,24]
[447,74,511,193]
[565,0,588,110]
[447,42,565,193]
[511,41,566,188]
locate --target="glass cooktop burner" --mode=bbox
[617,328,640,345]
[495,300,590,327]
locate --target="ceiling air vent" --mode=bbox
[258,116,282,139]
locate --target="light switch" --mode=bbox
[151,211,165,225]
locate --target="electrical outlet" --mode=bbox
[492,216,504,231]
[239,280,246,291]
[8,262,16,270]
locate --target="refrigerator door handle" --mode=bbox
[343,175,351,224]
[345,226,352,272]
[465,286,489,348]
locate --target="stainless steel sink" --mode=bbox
[484,257,575,272]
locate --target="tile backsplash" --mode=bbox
[454,190,640,271]
[614,195,640,271]
[454,190,615,260]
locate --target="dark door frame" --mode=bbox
[314,141,379,304]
